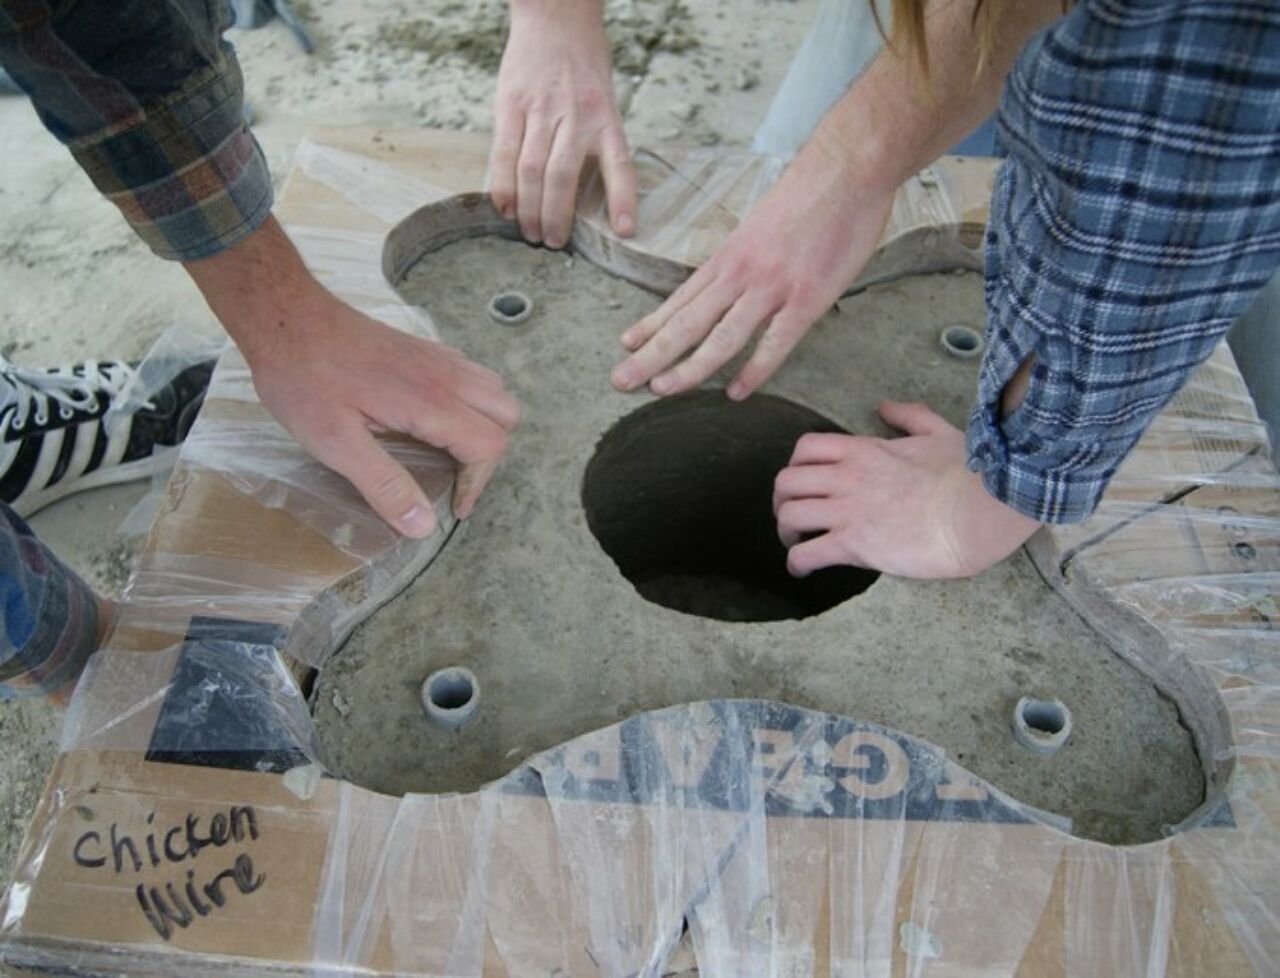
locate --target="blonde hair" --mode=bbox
[872,0,1066,83]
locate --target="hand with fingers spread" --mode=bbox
[490,0,635,249]
[186,217,520,538]
[608,0,1063,401]
[773,401,1042,580]
[610,134,895,401]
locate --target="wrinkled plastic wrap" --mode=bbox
[575,147,987,297]
[0,130,1277,977]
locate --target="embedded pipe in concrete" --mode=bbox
[940,324,983,359]
[422,666,480,730]
[1012,696,1072,756]
[489,290,532,326]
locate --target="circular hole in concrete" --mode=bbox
[489,290,532,325]
[582,390,879,622]
[940,324,983,359]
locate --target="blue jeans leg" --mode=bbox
[0,503,99,699]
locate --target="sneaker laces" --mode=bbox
[0,354,148,433]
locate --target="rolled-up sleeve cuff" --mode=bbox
[67,58,274,262]
[966,402,1138,525]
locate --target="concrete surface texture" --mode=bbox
[0,0,817,886]
[311,236,1205,847]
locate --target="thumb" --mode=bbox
[877,400,952,437]
[325,425,437,538]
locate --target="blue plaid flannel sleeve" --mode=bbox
[967,0,1280,524]
[0,0,273,262]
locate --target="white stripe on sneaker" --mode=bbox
[64,418,99,484]
[27,428,63,498]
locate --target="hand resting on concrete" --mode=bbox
[610,136,894,401]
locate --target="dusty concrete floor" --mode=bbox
[312,237,1205,846]
[0,0,818,885]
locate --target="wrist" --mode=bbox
[183,216,326,367]
[807,114,899,200]
[509,0,602,27]
[779,126,897,239]
[958,467,1042,571]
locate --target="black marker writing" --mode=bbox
[72,805,259,874]
[71,806,265,942]
[134,854,265,941]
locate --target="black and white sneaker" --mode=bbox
[0,68,23,96]
[0,355,215,519]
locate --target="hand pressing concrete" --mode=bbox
[610,133,894,401]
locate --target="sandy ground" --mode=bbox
[0,0,820,886]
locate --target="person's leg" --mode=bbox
[0,351,214,702]
[0,502,110,704]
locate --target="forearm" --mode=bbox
[797,0,1062,196]
[182,217,322,366]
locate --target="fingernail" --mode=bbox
[651,375,673,395]
[546,235,564,250]
[620,330,637,349]
[617,213,635,236]
[727,382,745,400]
[611,366,634,390]
[399,504,435,538]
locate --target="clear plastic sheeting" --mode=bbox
[293,139,453,227]
[592,148,786,269]
[105,323,227,425]
[1024,349,1280,974]
[0,129,1277,976]
[574,147,987,296]
[103,138,461,664]
[181,355,455,560]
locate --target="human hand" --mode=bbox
[489,0,635,249]
[245,289,520,537]
[610,142,895,400]
[773,401,1042,579]
[185,218,519,538]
